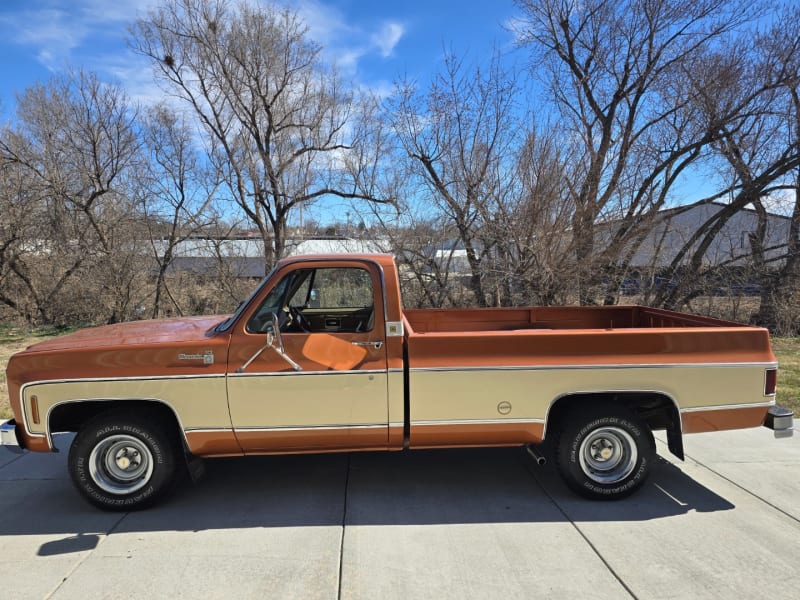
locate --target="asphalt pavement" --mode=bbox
[0,422,798,599]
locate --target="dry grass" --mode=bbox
[0,327,61,419]
[772,338,800,415]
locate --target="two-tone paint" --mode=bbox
[3,254,782,459]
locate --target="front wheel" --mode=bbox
[68,413,178,510]
[555,406,654,500]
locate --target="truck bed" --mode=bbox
[402,304,775,368]
[403,305,743,333]
[402,304,777,451]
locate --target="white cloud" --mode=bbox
[295,0,358,48]
[366,80,396,101]
[1,0,159,71]
[13,8,83,48]
[371,22,404,57]
[294,1,405,76]
[78,0,159,24]
[2,0,403,102]
[504,16,530,45]
[4,6,84,71]
[97,51,171,108]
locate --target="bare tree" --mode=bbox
[389,50,523,306]
[0,70,142,325]
[131,0,392,271]
[493,126,575,306]
[0,161,50,323]
[138,104,220,318]
[513,0,761,304]
[653,12,800,319]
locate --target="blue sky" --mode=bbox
[5,0,785,215]
[0,0,522,116]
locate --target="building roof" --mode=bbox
[601,202,791,268]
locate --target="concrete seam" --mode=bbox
[521,453,639,600]
[0,453,26,471]
[653,432,800,526]
[42,511,130,600]
[682,452,800,526]
[337,453,352,600]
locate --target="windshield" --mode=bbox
[213,267,277,333]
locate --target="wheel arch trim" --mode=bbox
[543,388,683,442]
[45,397,191,452]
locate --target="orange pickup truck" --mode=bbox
[1,254,794,509]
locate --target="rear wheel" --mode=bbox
[68,413,178,510]
[555,405,654,500]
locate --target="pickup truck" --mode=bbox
[1,254,794,509]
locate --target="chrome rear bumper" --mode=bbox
[764,406,794,438]
[0,420,24,453]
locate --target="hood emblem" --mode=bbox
[178,350,215,365]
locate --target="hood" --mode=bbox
[24,315,230,353]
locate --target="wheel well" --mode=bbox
[48,400,187,450]
[545,392,684,460]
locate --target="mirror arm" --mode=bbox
[271,345,303,372]
[235,340,302,373]
[236,343,270,373]
[235,313,303,373]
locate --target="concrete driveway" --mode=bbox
[0,423,798,600]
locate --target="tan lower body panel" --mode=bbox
[23,377,230,436]
[227,371,390,452]
[409,365,770,423]
[227,372,388,427]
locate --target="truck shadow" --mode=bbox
[0,443,734,553]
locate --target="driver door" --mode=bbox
[226,260,389,453]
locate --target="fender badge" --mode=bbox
[178,350,215,365]
[497,401,512,415]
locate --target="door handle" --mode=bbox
[352,341,383,349]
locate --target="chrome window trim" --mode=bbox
[228,369,388,378]
[409,362,778,373]
[410,418,545,426]
[21,373,226,391]
[184,427,234,433]
[232,423,387,432]
[680,400,775,413]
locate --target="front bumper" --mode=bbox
[0,420,24,453]
[764,406,794,438]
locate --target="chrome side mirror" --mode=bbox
[268,312,284,352]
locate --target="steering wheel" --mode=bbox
[288,305,311,332]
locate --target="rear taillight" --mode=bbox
[765,368,777,396]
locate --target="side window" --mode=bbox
[247,267,375,334]
[305,268,373,310]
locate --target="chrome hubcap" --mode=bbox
[89,434,153,495]
[578,426,638,484]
